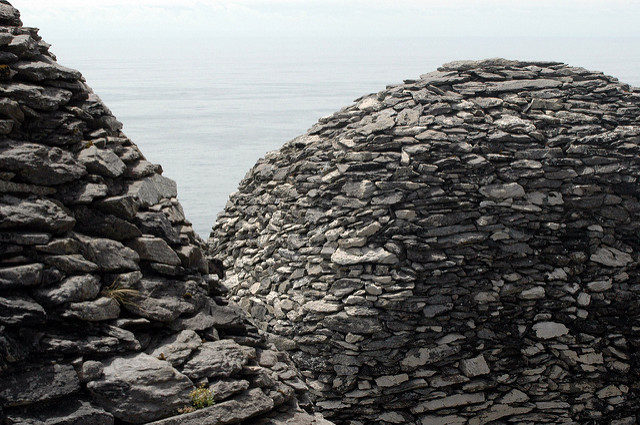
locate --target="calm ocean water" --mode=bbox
[49,36,640,237]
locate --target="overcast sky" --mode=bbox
[11,0,640,40]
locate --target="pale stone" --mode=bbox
[375,373,409,387]
[532,321,569,339]
[460,354,490,377]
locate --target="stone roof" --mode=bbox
[0,2,331,424]
[209,57,640,424]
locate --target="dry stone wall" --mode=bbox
[209,58,640,424]
[0,2,331,425]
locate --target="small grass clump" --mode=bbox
[190,384,215,409]
[100,280,140,307]
[178,384,215,414]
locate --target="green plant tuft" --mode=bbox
[190,384,215,410]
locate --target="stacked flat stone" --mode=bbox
[209,58,640,424]
[0,2,331,425]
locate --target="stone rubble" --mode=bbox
[0,2,329,424]
[209,58,640,424]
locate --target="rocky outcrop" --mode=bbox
[0,2,329,424]
[210,59,640,424]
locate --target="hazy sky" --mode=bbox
[11,0,640,40]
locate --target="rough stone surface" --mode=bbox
[86,353,194,423]
[5,400,114,425]
[0,5,327,425]
[210,58,640,423]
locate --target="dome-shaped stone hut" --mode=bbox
[0,2,331,424]
[209,58,640,424]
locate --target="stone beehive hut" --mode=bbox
[0,2,332,425]
[210,58,640,424]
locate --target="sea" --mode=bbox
[48,36,640,238]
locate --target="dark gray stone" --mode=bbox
[5,400,114,425]
[0,196,75,233]
[0,142,85,185]
[0,263,42,289]
[0,363,80,407]
[87,353,194,423]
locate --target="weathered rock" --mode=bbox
[77,235,140,271]
[63,297,120,321]
[331,247,398,265]
[127,174,177,207]
[479,182,525,199]
[181,339,253,380]
[147,329,202,367]
[129,236,180,266]
[0,363,80,407]
[73,206,142,241]
[34,274,101,305]
[532,321,569,339]
[121,277,199,322]
[590,246,633,267]
[136,211,181,244]
[5,400,114,425]
[0,294,46,325]
[0,263,42,289]
[0,142,85,185]
[87,353,194,423]
[0,196,75,233]
[459,355,490,377]
[77,145,126,178]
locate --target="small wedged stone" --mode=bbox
[126,174,177,207]
[95,195,139,220]
[176,245,208,272]
[459,354,490,377]
[77,145,126,178]
[479,182,525,199]
[147,329,202,367]
[128,236,180,266]
[136,211,181,244]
